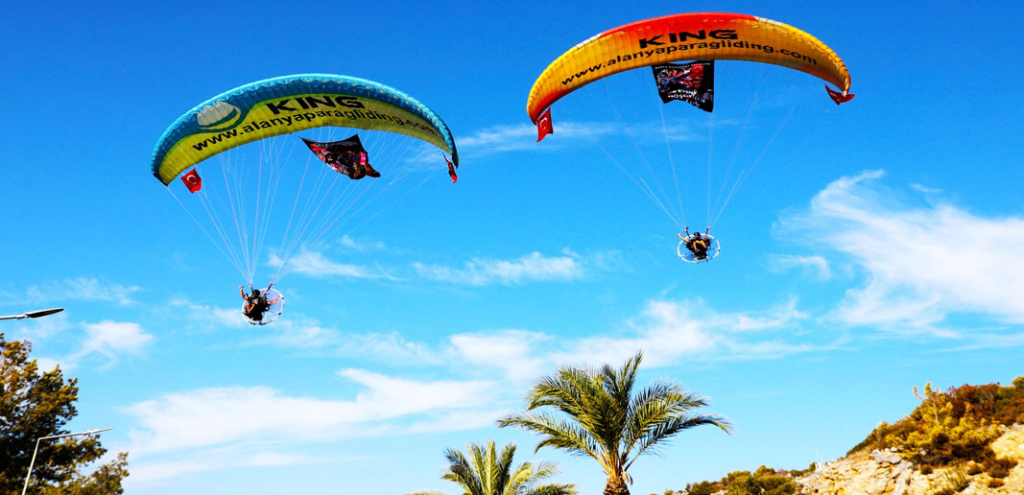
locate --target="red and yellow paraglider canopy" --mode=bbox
[527,12,853,125]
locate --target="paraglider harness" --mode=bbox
[242,283,274,322]
[688,234,711,260]
[678,227,717,263]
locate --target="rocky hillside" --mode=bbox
[677,379,1024,495]
[797,425,1024,495]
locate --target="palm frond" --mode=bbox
[624,414,733,471]
[500,351,730,489]
[622,385,707,455]
[500,412,600,458]
[431,441,576,495]
[442,446,484,495]
[527,483,578,495]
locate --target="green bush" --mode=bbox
[848,381,1017,467]
[718,467,797,495]
[985,457,1016,479]
[684,482,716,495]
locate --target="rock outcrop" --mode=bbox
[795,425,1024,495]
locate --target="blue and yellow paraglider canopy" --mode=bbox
[151,74,459,185]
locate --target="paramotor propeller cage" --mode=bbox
[677,234,721,264]
[242,288,285,326]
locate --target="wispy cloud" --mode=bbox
[269,250,397,280]
[32,319,156,371]
[409,250,598,284]
[10,311,73,341]
[0,277,141,307]
[777,170,1024,333]
[338,234,388,252]
[557,298,818,368]
[169,298,249,331]
[120,293,844,485]
[448,329,551,382]
[68,321,154,367]
[457,123,547,154]
[245,315,342,349]
[455,119,704,158]
[222,294,824,373]
[766,254,833,281]
[122,370,498,482]
[126,448,319,485]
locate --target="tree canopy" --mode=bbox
[498,351,731,495]
[406,440,575,495]
[0,333,128,495]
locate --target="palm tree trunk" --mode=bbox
[603,477,630,495]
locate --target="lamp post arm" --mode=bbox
[0,309,64,321]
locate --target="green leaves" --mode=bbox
[499,351,731,495]
[0,333,129,495]
[410,441,576,495]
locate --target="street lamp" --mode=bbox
[0,308,64,321]
[21,427,113,495]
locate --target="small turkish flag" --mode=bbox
[181,168,202,193]
[825,85,855,105]
[536,108,553,142]
[444,155,458,184]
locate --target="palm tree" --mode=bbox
[497,351,731,495]
[407,440,577,495]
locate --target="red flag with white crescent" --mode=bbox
[181,168,202,193]
[536,108,553,142]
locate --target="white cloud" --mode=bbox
[412,250,597,285]
[35,320,156,372]
[10,311,73,340]
[240,313,442,361]
[766,254,832,281]
[269,250,397,280]
[1,277,141,307]
[125,444,329,486]
[778,170,1024,333]
[448,329,550,382]
[455,115,738,160]
[338,235,387,252]
[405,408,511,434]
[225,294,824,375]
[456,120,625,156]
[336,331,440,364]
[120,373,499,479]
[247,316,341,349]
[68,321,154,366]
[558,298,816,368]
[458,123,545,154]
[81,321,153,354]
[170,298,249,330]
[119,294,843,485]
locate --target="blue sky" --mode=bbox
[2,1,1023,494]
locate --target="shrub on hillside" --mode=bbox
[847,381,1020,467]
[984,456,1016,479]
